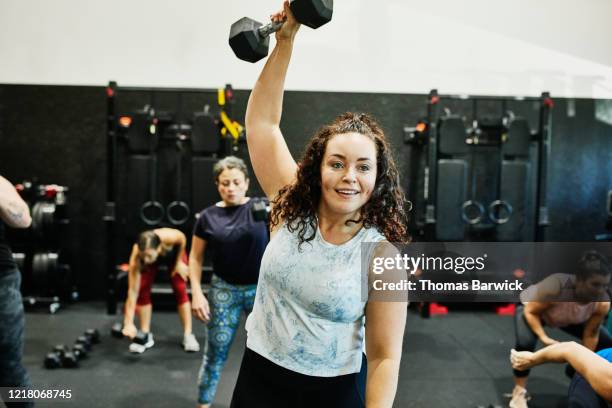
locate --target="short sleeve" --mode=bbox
[193,210,211,240]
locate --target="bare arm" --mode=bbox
[189,235,210,322]
[0,176,31,228]
[524,301,557,345]
[245,1,299,200]
[365,243,407,408]
[512,341,612,402]
[123,244,141,327]
[156,228,186,269]
[523,276,562,346]
[582,302,610,351]
[172,230,187,274]
[365,301,406,408]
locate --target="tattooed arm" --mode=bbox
[0,176,32,229]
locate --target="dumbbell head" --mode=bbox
[44,352,62,369]
[72,344,88,360]
[290,0,333,29]
[229,0,333,63]
[111,322,123,338]
[133,331,149,346]
[84,329,100,344]
[252,201,269,222]
[229,17,270,63]
[61,351,79,368]
[53,344,67,356]
[75,335,92,351]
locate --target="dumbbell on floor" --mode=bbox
[111,322,148,344]
[43,328,99,369]
[84,328,100,344]
[72,343,88,360]
[229,0,333,62]
[111,322,126,338]
[132,331,149,345]
[44,350,62,369]
[44,345,79,369]
[112,322,140,339]
[75,335,92,352]
[75,327,101,351]
[112,322,137,338]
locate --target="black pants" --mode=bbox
[230,348,367,408]
[514,305,612,378]
[568,373,612,408]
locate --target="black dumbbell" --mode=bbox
[44,345,78,369]
[252,200,270,222]
[84,328,100,345]
[112,322,144,342]
[61,351,79,368]
[229,0,333,63]
[132,331,149,346]
[44,352,61,369]
[111,322,124,339]
[72,343,88,360]
[75,335,92,352]
[53,344,67,355]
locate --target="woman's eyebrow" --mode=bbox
[329,153,372,162]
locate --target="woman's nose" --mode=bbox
[342,168,357,183]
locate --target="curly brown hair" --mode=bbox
[270,112,411,246]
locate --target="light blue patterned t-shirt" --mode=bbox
[245,221,386,377]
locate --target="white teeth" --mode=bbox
[337,190,358,195]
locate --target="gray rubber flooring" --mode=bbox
[18,302,573,407]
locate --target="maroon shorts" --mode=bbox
[136,251,189,306]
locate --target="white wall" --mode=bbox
[1,0,612,98]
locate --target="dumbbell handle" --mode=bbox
[258,20,285,39]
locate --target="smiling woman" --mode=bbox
[270,113,409,249]
[229,2,411,407]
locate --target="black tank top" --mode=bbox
[0,221,16,273]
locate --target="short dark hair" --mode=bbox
[576,250,611,280]
[137,230,161,252]
[213,156,249,182]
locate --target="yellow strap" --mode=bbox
[217,89,225,106]
[220,111,239,139]
[233,121,244,135]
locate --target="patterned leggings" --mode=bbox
[197,275,256,405]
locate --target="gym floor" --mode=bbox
[22,303,574,408]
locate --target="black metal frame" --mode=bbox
[412,89,553,242]
[105,81,229,314]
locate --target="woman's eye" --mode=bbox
[331,162,343,169]
[359,165,370,172]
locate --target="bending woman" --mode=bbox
[510,250,612,408]
[122,228,200,353]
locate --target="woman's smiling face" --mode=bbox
[319,132,377,218]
